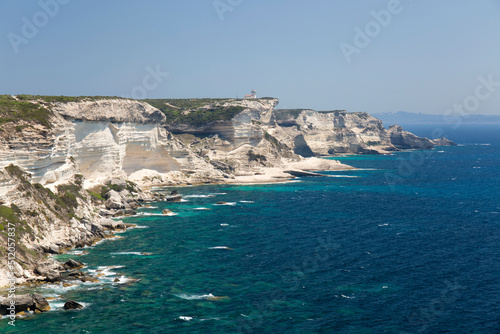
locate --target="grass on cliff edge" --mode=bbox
[144,98,246,126]
[15,95,128,103]
[0,95,53,128]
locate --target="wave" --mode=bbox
[177,316,222,322]
[209,246,232,250]
[41,282,82,294]
[194,207,211,210]
[49,301,91,311]
[184,194,215,198]
[239,200,254,203]
[214,202,236,206]
[341,294,355,299]
[109,275,138,284]
[136,212,176,217]
[174,293,215,300]
[174,293,227,301]
[231,180,302,185]
[164,212,178,216]
[220,223,229,227]
[67,250,89,256]
[87,265,124,278]
[209,192,227,195]
[110,252,151,256]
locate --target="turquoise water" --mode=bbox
[3,125,500,333]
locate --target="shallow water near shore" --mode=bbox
[3,125,500,333]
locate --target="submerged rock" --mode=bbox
[63,300,83,310]
[165,194,182,202]
[284,169,326,177]
[162,209,174,215]
[80,276,99,283]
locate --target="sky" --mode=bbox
[1,0,500,115]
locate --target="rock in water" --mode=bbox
[162,209,174,215]
[64,300,84,310]
[216,201,228,205]
[284,169,326,177]
[0,294,33,314]
[170,189,178,196]
[0,294,50,314]
[32,293,50,312]
[63,259,85,270]
[432,137,457,146]
[80,276,99,283]
[166,194,182,202]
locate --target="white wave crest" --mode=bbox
[184,194,215,198]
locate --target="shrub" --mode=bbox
[247,150,267,163]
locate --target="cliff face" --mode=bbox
[0,165,104,286]
[52,99,166,124]
[164,98,279,147]
[0,99,229,190]
[0,97,440,192]
[268,109,435,155]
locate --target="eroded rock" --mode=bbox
[63,300,83,310]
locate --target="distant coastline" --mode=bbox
[373,111,500,125]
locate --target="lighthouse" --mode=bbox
[244,89,257,99]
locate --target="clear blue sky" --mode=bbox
[1,0,499,114]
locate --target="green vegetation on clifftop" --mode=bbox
[144,98,246,126]
[0,95,53,128]
[16,95,128,103]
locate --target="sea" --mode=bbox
[2,123,500,333]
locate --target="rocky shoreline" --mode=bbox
[0,176,174,319]
[0,96,456,319]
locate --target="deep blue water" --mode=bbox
[3,125,500,333]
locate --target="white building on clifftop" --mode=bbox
[244,89,257,99]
